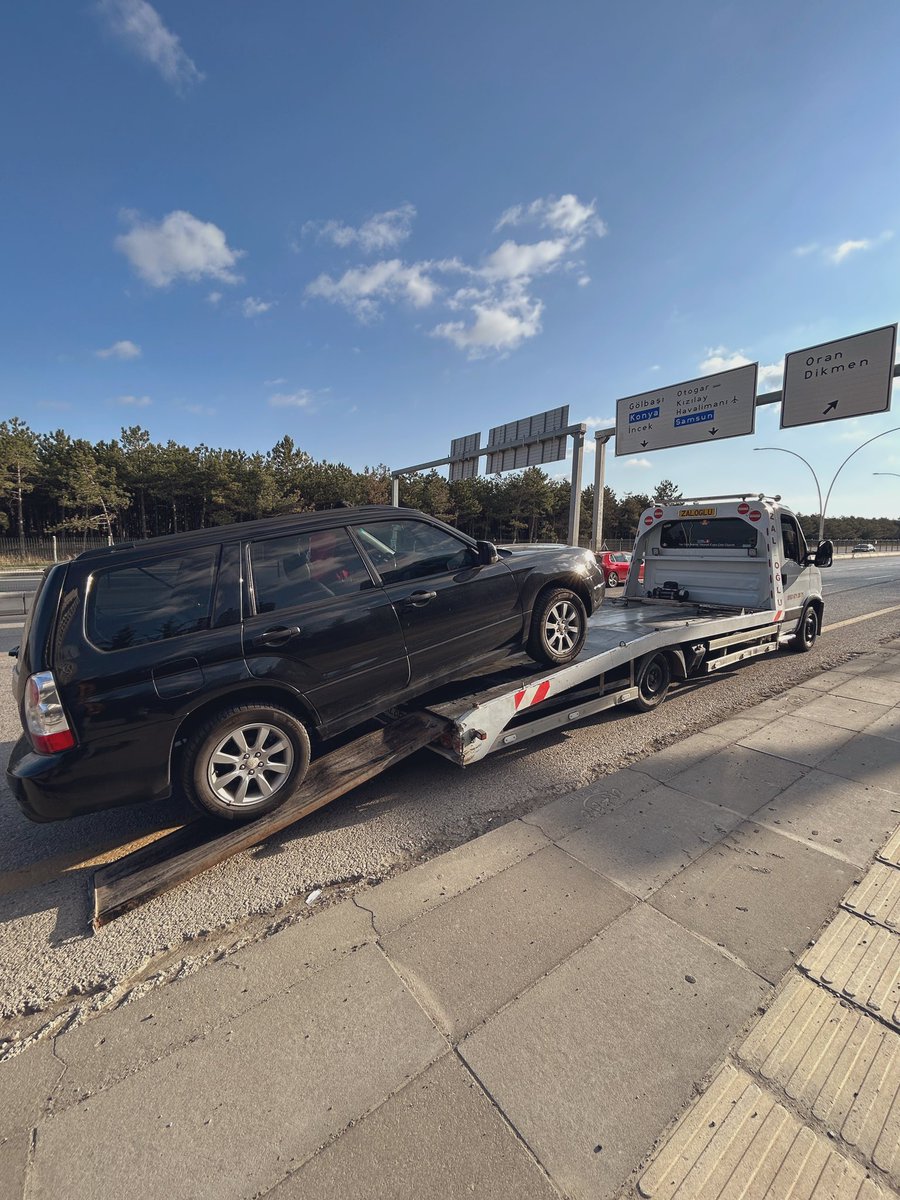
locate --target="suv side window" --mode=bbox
[250,528,374,615]
[780,515,806,565]
[88,547,219,651]
[354,520,478,585]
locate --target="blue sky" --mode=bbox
[3,0,900,517]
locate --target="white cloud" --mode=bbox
[306,192,604,357]
[479,239,569,282]
[242,296,275,318]
[116,210,244,288]
[625,458,652,468]
[432,287,543,357]
[303,203,416,254]
[699,346,783,391]
[116,394,151,407]
[95,339,141,359]
[307,259,440,320]
[793,232,893,264]
[207,291,223,305]
[650,364,661,372]
[269,390,315,409]
[585,416,615,428]
[264,377,287,386]
[496,193,606,239]
[185,403,215,416]
[96,0,203,92]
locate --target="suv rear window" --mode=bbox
[87,547,219,651]
[659,518,759,550]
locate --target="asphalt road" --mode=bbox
[1,555,899,1042]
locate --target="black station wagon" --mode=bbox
[9,506,604,824]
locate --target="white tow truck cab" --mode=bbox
[426,494,833,766]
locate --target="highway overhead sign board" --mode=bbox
[780,324,897,429]
[448,433,481,482]
[614,363,758,456]
[486,405,569,473]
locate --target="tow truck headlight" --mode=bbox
[24,671,75,754]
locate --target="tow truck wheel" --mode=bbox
[182,704,311,821]
[791,606,818,653]
[632,652,671,711]
[527,587,588,666]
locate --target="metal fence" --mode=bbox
[0,535,112,565]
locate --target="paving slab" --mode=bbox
[0,1041,65,1141]
[800,909,900,1028]
[878,826,900,867]
[817,732,900,796]
[381,845,632,1040]
[459,905,768,1200]
[791,692,892,733]
[796,669,857,693]
[53,900,376,1110]
[753,769,900,867]
[737,715,857,768]
[556,784,743,899]
[744,689,822,720]
[665,745,807,816]
[29,944,446,1200]
[0,1130,29,1200]
[844,863,900,929]
[701,716,772,743]
[832,653,900,677]
[652,822,859,983]
[267,1053,558,1200]
[630,733,724,783]
[364,819,549,935]
[636,1061,888,1200]
[831,676,900,706]
[524,767,653,841]
[737,972,900,1184]
[868,706,900,744]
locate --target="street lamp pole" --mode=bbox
[753,447,824,539]
[821,428,900,541]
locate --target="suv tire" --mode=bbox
[527,587,588,666]
[182,703,311,821]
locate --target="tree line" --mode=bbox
[0,418,897,548]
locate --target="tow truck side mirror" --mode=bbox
[476,540,499,565]
[810,540,833,568]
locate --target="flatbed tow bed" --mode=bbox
[92,494,831,925]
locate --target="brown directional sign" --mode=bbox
[449,433,481,482]
[781,324,897,428]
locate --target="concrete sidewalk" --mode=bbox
[3,645,900,1199]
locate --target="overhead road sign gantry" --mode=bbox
[485,405,569,473]
[448,433,481,482]
[780,324,897,429]
[614,363,758,456]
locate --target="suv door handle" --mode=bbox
[402,590,437,609]
[257,625,302,647]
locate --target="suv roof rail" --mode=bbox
[667,493,782,504]
[75,543,135,561]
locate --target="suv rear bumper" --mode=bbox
[7,734,171,822]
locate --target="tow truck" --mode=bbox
[94,494,832,925]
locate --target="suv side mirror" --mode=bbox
[476,540,499,565]
[810,539,833,568]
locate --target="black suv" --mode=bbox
[10,507,603,824]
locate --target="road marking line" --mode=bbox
[824,603,900,633]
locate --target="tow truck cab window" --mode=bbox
[659,518,759,551]
[780,514,807,565]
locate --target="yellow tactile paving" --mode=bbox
[800,909,900,1028]
[637,1062,888,1199]
[844,863,900,931]
[877,827,900,870]
[737,972,900,1182]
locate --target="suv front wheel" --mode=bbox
[526,587,588,666]
[182,703,311,821]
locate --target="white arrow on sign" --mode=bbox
[614,363,758,456]
[780,324,897,429]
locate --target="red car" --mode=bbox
[598,550,644,588]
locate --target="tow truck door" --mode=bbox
[778,511,817,619]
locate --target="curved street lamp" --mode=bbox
[756,426,900,542]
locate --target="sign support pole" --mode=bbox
[568,426,586,546]
[590,434,609,551]
[391,476,400,507]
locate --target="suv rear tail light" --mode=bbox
[24,671,75,754]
